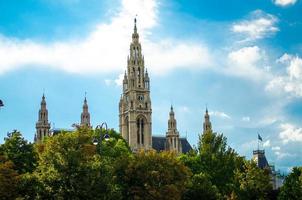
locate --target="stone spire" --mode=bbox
[119,18,152,151]
[166,106,182,153]
[132,18,139,43]
[203,107,212,133]
[80,95,91,127]
[35,94,51,143]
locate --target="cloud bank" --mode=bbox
[232,10,279,42]
[0,0,211,75]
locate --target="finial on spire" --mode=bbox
[134,16,137,33]
[84,92,87,103]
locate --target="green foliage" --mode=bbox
[0,128,288,200]
[234,160,273,200]
[182,172,220,200]
[199,130,244,195]
[0,159,20,200]
[115,150,190,200]
[93,128,131,158]
[0,130,37,173]
[30,128,124,199]
[181,130,245,198]
[278,167,302,200]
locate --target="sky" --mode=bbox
[0,0,302,173]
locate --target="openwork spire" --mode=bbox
[203,107,212,133]
[132,17,139,42]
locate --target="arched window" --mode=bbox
[125,116,129,143]
[141,119,144,144]
[136,117,145,145]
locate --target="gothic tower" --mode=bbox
[165,106,182,153]
[203,108,212,133]
[80,96,91,127]
[35,94,51,143]
[119,18,152,151]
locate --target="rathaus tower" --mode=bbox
[119,19,152,151]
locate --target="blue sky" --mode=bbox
[0,0,302,172]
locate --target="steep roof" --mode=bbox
[152,136,193,153]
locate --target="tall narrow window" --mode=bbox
[137,119,140,144]
[141,119,144,144]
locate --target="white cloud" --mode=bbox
[279,123,302,144]
[263,139,271,147]
[0,0,211,75]
[227,46,270,81]
[274,151,294,159]
[274,0,297,7]
[179,106,190,113]
[242,116,251,122]
[232,10,278,41]
[104,79,113,86]
[114,73,124,86]
[272,146,281,151]
[209,111,231,119]
[104,73,124,87]
[266,54,302,97]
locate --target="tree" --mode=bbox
[0,158,20,200]
[234,161,272,200]
[198,130,244,195]
[115,150,191,200]
[0,130,37,174]
[180,130,244,198]
[31,128,123,199]
[182,172,220,200]
[278,167,302,200]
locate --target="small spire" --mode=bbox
[132,16,139,42]
[84,92,87,102]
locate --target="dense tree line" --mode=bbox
[0,128,299,199]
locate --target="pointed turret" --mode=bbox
[166,105,182,153]
[80,95,91,127]
[203,107,212,133]
[35,94,51,143]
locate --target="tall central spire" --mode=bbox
[119,18,152,151]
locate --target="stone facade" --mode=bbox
[35,94,51,143]
[119,18,152,151]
